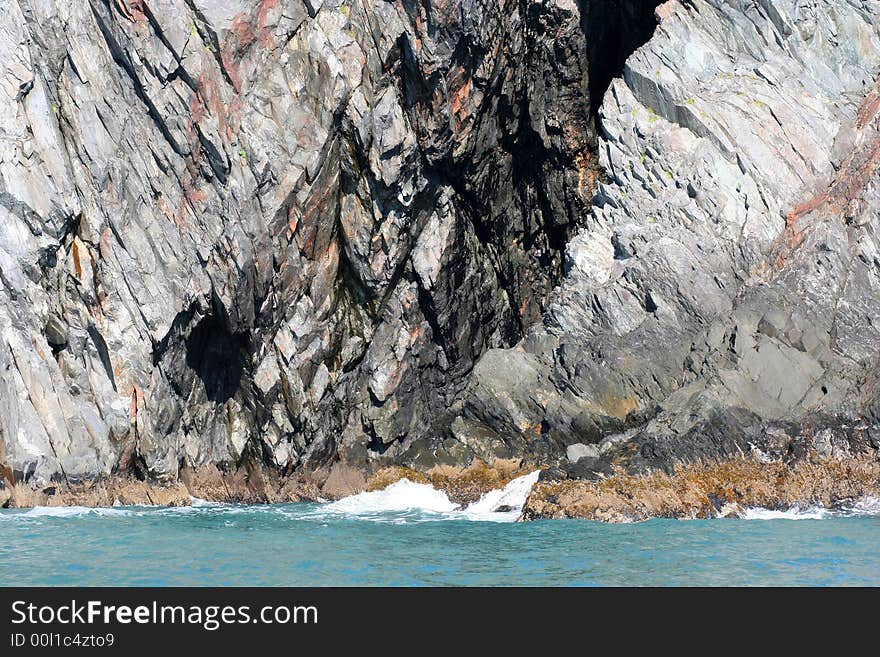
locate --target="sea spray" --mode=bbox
[324,479,460,515]
[6,488,878,525]
[22,506,133,518]
[741,496,880,520]
[740,506,828,520]
[842,495,880,516]
[321,470,542,522]
[461,470,541,522]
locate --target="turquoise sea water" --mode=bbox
[1,496,879,586]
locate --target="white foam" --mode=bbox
[851,495,880,514]
[154,502,258,516]
[741,495,880,520]
[836,495,880,517]
[316,470,541,523]
[461,470,542,522]
[21,506,132,518]
[2,501,235,520]
[323,478,460,515]
[0,469,531,526]
[2,483,876,525]
[740,506,828,520]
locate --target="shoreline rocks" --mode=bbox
[4,451,878,526]
[522,452,880,522]
[0,479,191,509]
[0,457,534,510]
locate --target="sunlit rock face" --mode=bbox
[1,0,879,487]
[464,1,880,476]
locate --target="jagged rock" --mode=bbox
[522,453,880,521]
[464,0,880,473]
[0,0,603,482]
[1,0,879,489]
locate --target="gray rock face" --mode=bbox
[465,0,880,475]
[0,0,611,483]
[1,0,879,486]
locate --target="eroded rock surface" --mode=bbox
[0,0,608,484]
[1,0,879,494]
[464,0,880,478]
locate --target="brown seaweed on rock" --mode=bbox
[521,453,880,523]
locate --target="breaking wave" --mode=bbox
[322,479,460,515]
[316,470,542,523]
[836,495,880,517]
[0,471,541,525]
[460,470,542,522]
[740,506,828,520]
[741,497,880,520]
[4,479,876,525]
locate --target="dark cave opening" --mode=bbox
[185,314,249,403]
[582,0,664,118]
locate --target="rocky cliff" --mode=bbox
[1,0,879,501]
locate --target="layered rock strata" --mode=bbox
[1,1,879,512]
